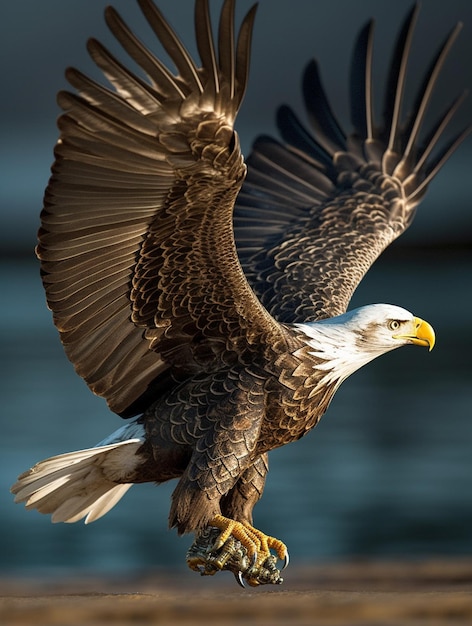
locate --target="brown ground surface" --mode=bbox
[1,559,472,625]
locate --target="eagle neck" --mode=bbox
[293,320,384,389]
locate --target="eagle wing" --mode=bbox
[38,0,283,417]
[234,5,470,323]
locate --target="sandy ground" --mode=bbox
[1,559,472,625]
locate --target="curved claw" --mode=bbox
[282,550,290,570]
[187,519,288,586]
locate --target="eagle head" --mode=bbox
[295,303,435,385]
[337,303,436,353]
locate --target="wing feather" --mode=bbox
[104,5,188,99]
[218,0,236,100]
[301,60,347,156]
[232,0,256,113]
[136,0,203,93]
[399,23,463,169]
[39,0,283,417]
[276,104,334,166]
[86,38,169,110]
[195,0,220,94]
[349,21,374,142]
[382,5,420,168]
[234,3,470,322]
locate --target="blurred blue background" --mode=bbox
[1,0,471,580]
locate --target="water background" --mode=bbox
[1,252,471,578]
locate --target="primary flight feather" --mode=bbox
[12,0,468,586]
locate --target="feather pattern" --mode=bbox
[234,3,470,323]
[38,0,277,418]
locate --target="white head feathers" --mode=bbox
[295,304,432,388]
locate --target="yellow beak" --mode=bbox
[394,316,435,351]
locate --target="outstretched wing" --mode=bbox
[38,0,283,417]
[234,4,470,323]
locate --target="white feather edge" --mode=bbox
[11,423,145,524]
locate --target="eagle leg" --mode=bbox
[186,515,288,586]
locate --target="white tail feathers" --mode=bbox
[11,437,144,524]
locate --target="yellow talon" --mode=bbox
[187,519,288,586]
[210,514,260,561]
[243,524,288,563]
[210,514,288,566]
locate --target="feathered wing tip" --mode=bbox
[101,0,258,119]
[234,4,470,323]
[279,3,470,205]
[11,439,143,524]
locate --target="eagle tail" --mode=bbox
[11,425,145,524]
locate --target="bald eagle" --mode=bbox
[12,0,469,587]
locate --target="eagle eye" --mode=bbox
[388,319,401,331]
